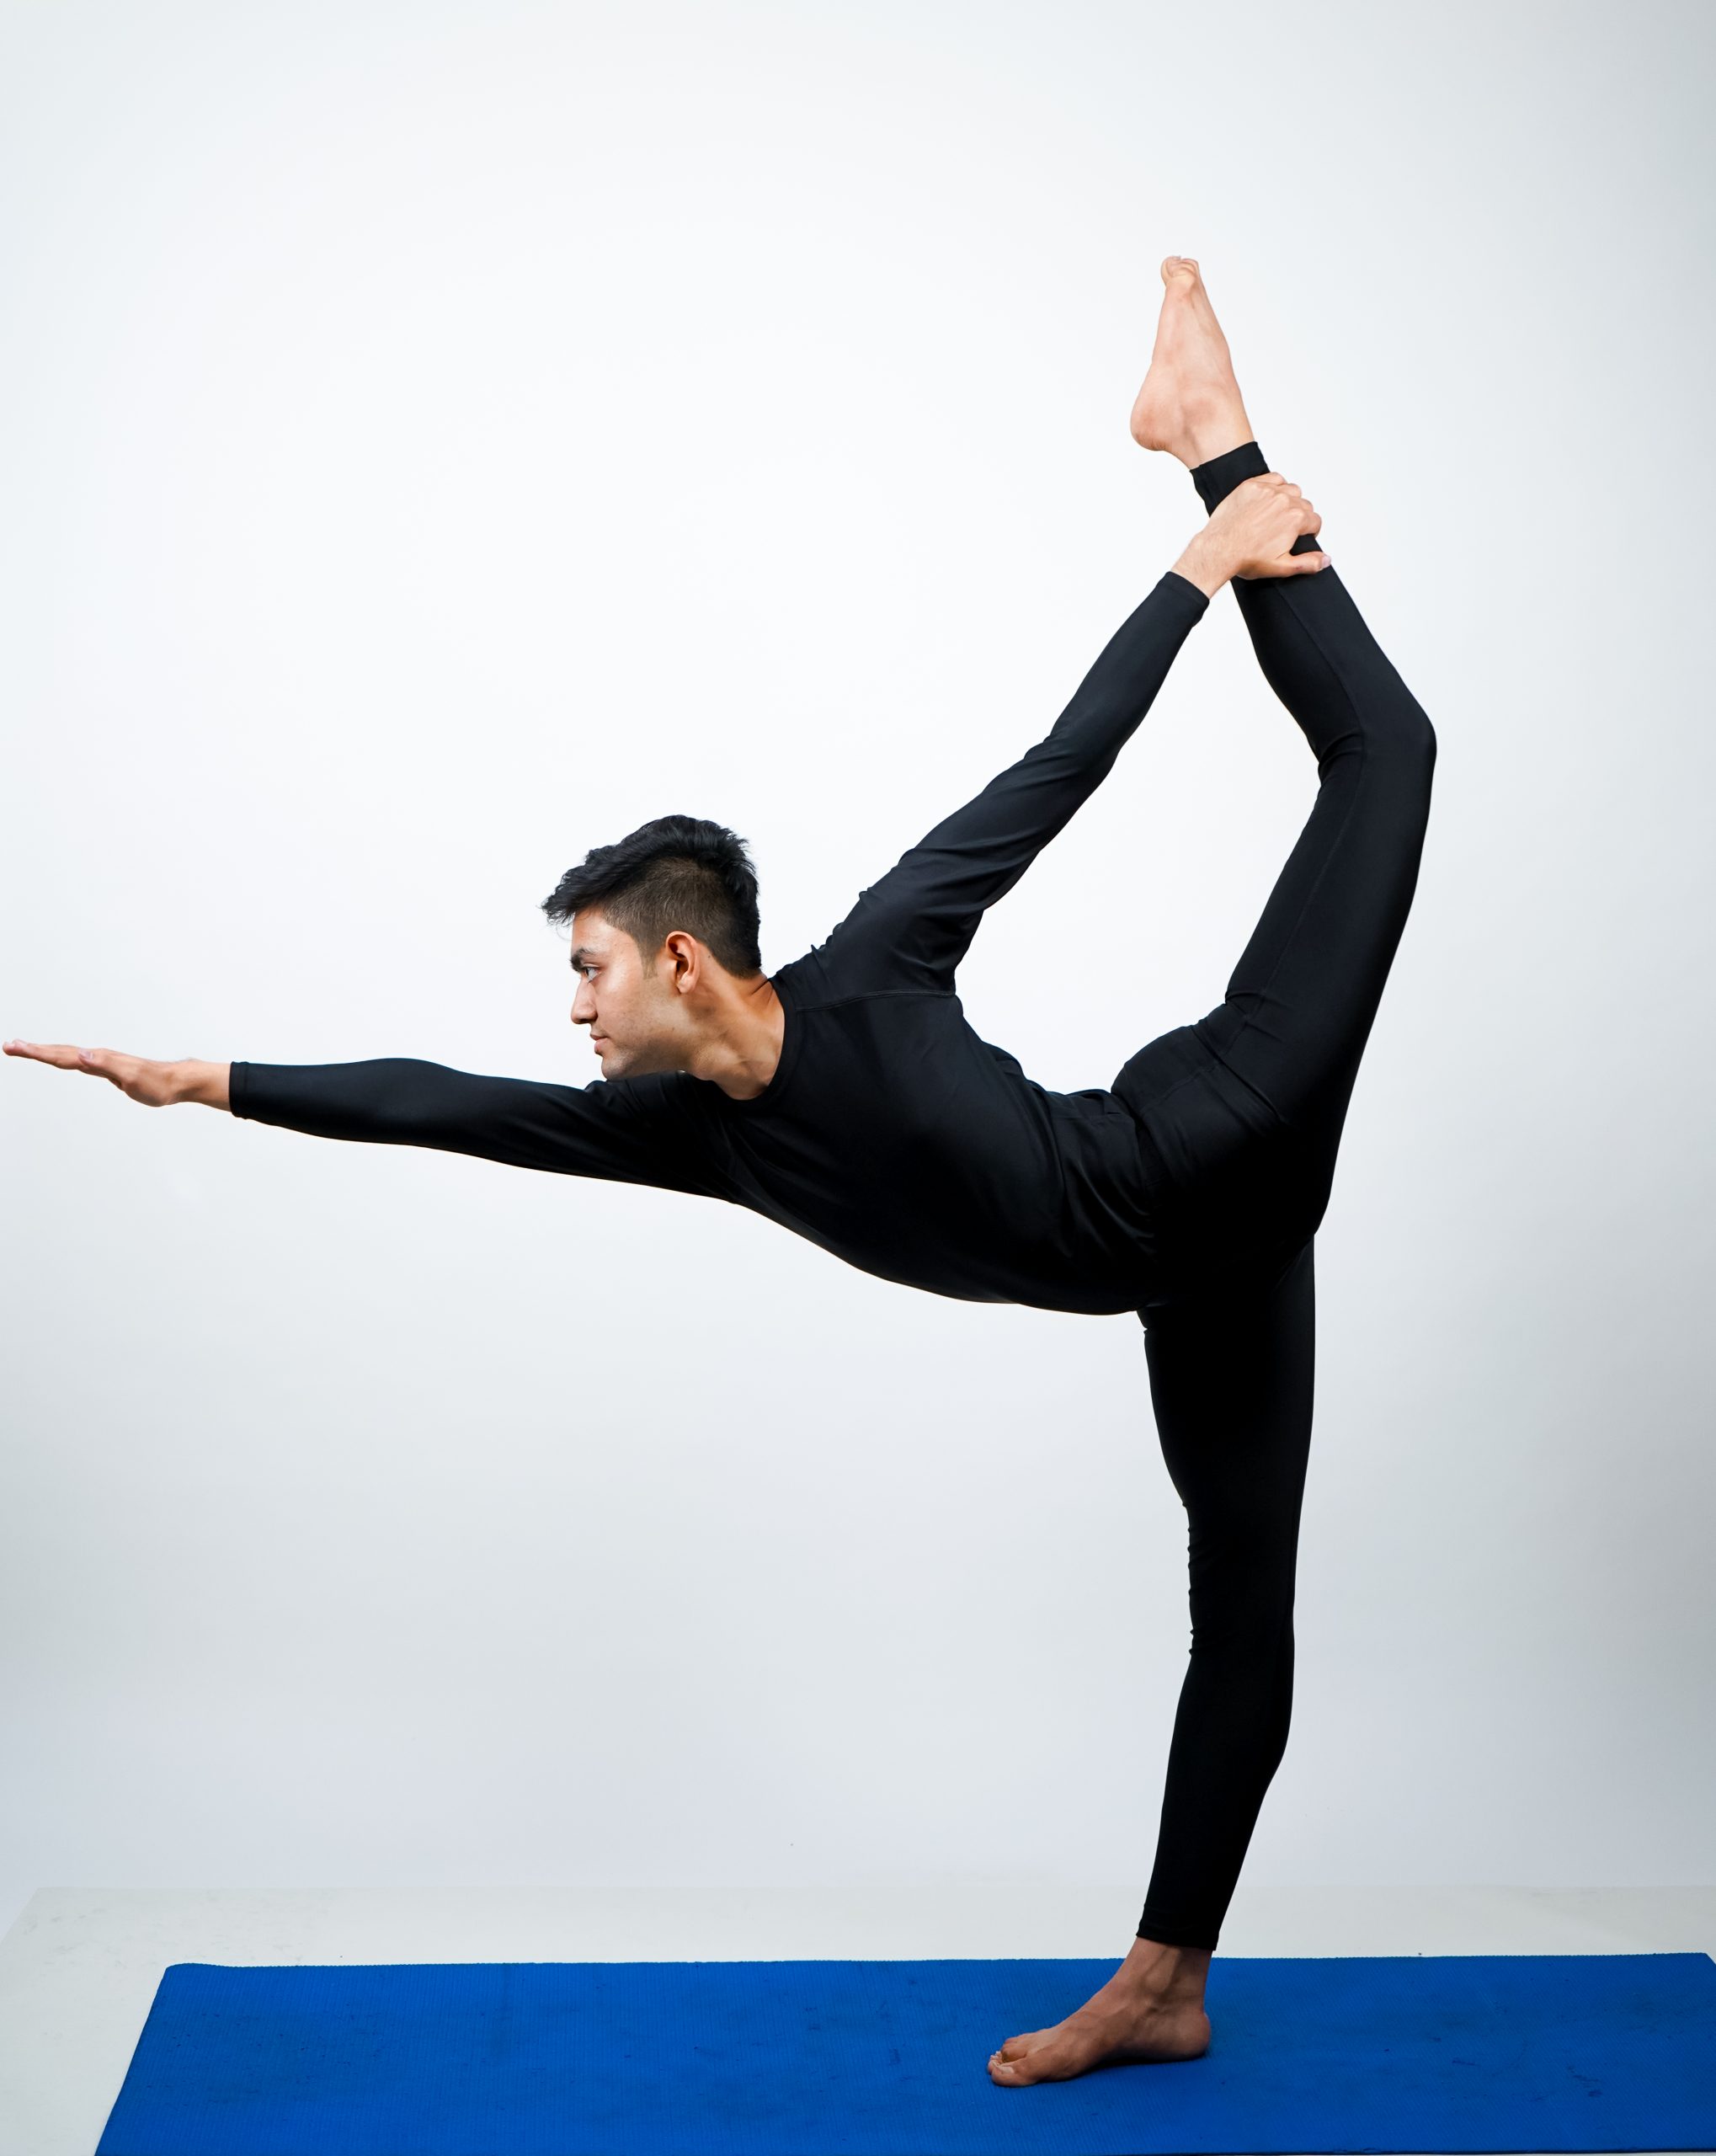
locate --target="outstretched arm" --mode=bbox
[814,568,1210,996]
[3,1039,713,1196]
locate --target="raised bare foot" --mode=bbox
[986,1937,1213,2086]
[1129,256,1255,469]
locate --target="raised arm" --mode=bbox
[813,568,1211,996]
[3,1039,713,1197]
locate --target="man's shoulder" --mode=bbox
[775,941,956,1011]
[768,947,838,1011]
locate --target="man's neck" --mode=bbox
[689,973,786,1101]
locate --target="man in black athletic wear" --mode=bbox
[7,256,1435,2086]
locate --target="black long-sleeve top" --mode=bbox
[231,569,1211,1316]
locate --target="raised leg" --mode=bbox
[1189,438,1437,1217]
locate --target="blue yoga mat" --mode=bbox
[96,1951,1716,2154]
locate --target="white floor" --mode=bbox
[0,1880,1710,2156]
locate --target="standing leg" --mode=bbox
[1136,1238,1316,1949]
[987,1241,1317,2089]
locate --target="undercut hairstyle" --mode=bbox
[540,814,764,978]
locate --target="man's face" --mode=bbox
[568,907,685,1079]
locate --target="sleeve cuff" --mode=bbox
[1161,568,1212,613]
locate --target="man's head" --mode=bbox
[540,814,763,1079]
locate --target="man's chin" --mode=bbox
[591,1038,679,1080]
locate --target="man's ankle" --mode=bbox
[1125,1934,1213,1993]
[1185,416,1255,469]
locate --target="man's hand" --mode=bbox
[1174,472,1330,595]
[3,1039,230,1108]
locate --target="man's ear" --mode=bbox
[663,931,702,994]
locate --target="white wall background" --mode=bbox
[2,0,1711,1944]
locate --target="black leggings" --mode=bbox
[1111,439,1437,1951]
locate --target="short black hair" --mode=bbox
[540,814,763,977]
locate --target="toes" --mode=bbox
[993,2039,1070,2084]
[988,2028,1048,2082]
[996,2029,1047,2058]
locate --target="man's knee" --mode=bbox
[1381,693,1436,783]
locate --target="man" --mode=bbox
[7,256,1435,2084]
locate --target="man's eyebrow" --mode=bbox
[568,946,595,968]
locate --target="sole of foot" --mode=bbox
[1128,254,1255,469]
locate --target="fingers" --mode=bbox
[3,1038,98,1071]
[1273,481,1322,532]
[1251,473,1319,525]
[1220,473,1328,578]
[1253,549,1331,579]
[3,1040,143,1090]
[1260,473,1313,510]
